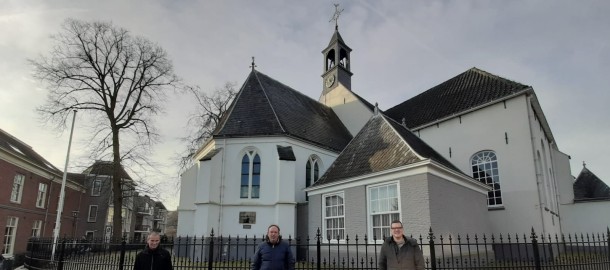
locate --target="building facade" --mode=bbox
[1,129,87,257]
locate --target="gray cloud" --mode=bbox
[1,0,609,209]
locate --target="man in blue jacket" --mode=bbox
[251,224,295,270]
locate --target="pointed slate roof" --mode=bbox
[311,112,462,187]
[214,70,353,152]
[326,29,351,51]
[573,166,610,201]
[385,67,531,129]
[0,128,60,172]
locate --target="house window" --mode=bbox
[2,217,18,255]
[10,174,25,203]
[31,220,43,237]
[88,205,98,222]
[36,183,48,208]
[240,151,261,199]
[306,156,320,188]
[369,183,400,240]
[323,192,345,241]
[471,151,503,206]
[92,179,102,196]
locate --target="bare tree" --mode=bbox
[179,82,237,170]
[30,19,181,240]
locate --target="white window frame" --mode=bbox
[3,216,18,255]
[31,220,43,237]
[88,205,98,222]
[322,192,345,243]
[367,182,401,244]
[10,174,25,203]
[36,183,48,208]
[92,179,102,196]
[471,151,503,207]
[240,150,261,199]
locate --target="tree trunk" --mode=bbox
[112,128,123,242]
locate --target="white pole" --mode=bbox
[51,110,77,260]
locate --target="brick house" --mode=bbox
[0,128,87,258]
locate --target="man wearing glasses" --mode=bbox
[378,220,425,270]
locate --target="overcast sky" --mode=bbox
[2,0,609,210]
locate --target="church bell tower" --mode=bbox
[322,5,352,94]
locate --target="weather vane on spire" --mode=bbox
[250,56,257,71]
[329,3,344,30]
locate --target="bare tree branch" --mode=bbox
[177,82,237,172]
[30,18,182,240]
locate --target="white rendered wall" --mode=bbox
[560,201,610,233]
[178,136,339,238]
[177,164,198,236]
[319,84,373,136]
[414,95,559,235]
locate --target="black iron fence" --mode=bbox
[25,228,610,270]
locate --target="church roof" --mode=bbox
[573,166,610,201]
[214,70,353,152]
[311,111,463,187]
[385,67,531,129]
[0,128,61,173]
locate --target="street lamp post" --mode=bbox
[72,211,79,238]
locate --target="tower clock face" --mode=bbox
[325,74,336,88]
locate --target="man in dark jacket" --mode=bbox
[378,220,425,270]
[251,224,295,270]
[133,232,173,270]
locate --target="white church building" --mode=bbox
[177,24,602,241]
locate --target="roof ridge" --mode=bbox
[469,67,529,88]
[254,70,335,110]
[252,70,286,133]
[212,71,256,135]
[378,113,424,160]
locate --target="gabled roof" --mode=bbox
[81,160,133,180]
[311,111,463,187]
[385,67,531,129]
[0,128,60,172]
[214,70,353,152]
[573,166,610,201]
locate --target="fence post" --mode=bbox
[57,239,66,270]
[530,228,541,270]
[428,227,437,270]
[119,237,126,270]
[607,227,610,264]
[208,229,215,270]
[316,228,321,270]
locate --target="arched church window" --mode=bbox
[471,151,502,206]
[306,156,321,188]
[241,151,261,199]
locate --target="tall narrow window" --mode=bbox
[31,220,42,237]
[471,151,503,206]
[323,193,345,241]
[305,156,321,188]
[88,205,98,222]
[3,217,18,255]
[36,183,48,208]
[369,183,400,240]
[10,174,25,203]
[92,179,102,196]
[240,151,261,199]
